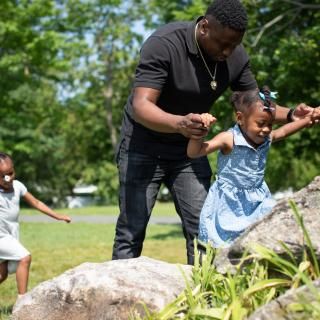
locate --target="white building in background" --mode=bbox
[66,184,99,208]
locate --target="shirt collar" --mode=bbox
[233,124,270,150]
[186,16,203,56]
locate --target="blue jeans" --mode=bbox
[112,144,212,265]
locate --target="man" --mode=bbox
[112,0,314,265]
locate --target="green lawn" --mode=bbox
[20,200,176,216]
[0,202,186,319]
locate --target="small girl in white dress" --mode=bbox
[0,152,71,297]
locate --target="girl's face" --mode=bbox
[0,158,15,192]
[237,101,273,147]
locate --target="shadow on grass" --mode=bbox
[148,227,183,240]
[0,305,13,319]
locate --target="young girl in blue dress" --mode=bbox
[187,87,319,248]
[0,152,71,297]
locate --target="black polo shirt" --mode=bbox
[120,18,257,160]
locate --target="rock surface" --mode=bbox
[248,279,320,320]
[11,256,192,320]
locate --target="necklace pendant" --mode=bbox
[210,80,217,91]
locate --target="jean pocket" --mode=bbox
[115,137,128,166]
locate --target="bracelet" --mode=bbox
[287,108,295,122]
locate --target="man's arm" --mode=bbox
[275,103,316,124]
[132,87,209,139]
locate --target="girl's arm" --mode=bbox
[271,116,311,142]
[23,192,71,223]
[187,131,233,158]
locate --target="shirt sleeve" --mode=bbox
[14,180,28,197]
[134,36,171,90]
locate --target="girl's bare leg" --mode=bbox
[16,255,31,294]
[0,261,8,284]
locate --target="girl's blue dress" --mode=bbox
[198,124,276,248]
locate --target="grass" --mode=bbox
[3,201,319,320]
[20,200,176,216]
[0,201,185,319]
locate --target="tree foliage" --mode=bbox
[0,0,142,204]
[0,0,319,205]
[243,0,320,191]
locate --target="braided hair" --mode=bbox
[259,85,276,111]
[205,0,248,32]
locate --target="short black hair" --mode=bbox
[206,0,248,31]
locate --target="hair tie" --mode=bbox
[259,90,277,112]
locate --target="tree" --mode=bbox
[56,0,144,203]
[0,0,145,204]
[0,0,82,203]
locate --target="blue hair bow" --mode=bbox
[259,91,277,101]
[259,91,277,112]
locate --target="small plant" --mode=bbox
[0,306,12,320]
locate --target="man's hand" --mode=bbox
[177,113,216,139]
[293,104,320,125]
[293,103,313,120]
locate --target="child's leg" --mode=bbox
[0,261,8,284]
[15,255,31,294]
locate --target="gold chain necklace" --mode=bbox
[194,23,218,91]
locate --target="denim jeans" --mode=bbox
[112,144,212,265]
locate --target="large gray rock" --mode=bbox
[248,279,320,320]
[11,256,192,320]
[214,176,320,274]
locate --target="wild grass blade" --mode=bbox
[289,200,320,277]
[148,291,187,319]
[190,304,225,319]
[243,278,291,297]
[278,241,297,265]
[250,243,297,278]
[251,242,319,297]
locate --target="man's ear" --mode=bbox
[236,111,243,125]
[200,18,209,35]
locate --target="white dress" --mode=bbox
[0,180,30,273]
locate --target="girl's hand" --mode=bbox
[178,113,209,139]
[200,113,216,128]
[59,215,71,223]
[312,107,320,124]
